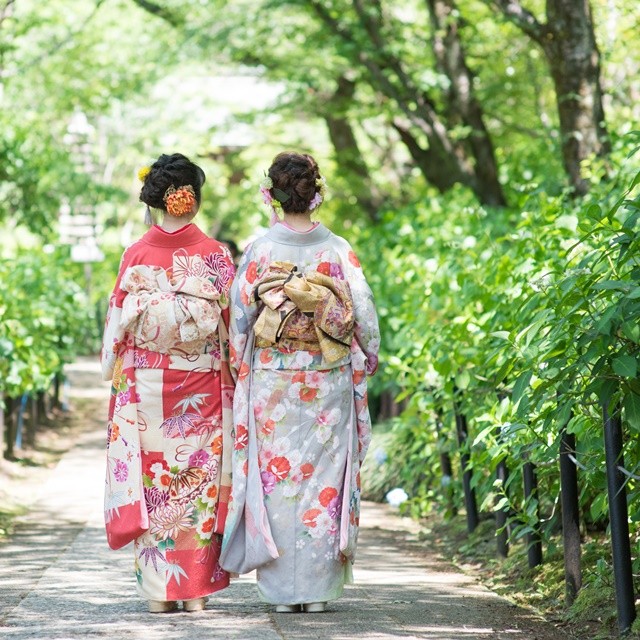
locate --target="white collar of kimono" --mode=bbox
[267,222,332,246]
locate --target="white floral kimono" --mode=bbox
[220,222,379,606]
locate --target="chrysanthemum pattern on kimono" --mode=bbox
[101,223,235,603]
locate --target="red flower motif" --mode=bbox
[300,463,314,479]
[316,261,331,276]
[261,419,276,436]
[260,350,273,364]
[234,425,248,450]
[164,185,196,217]
[300,386,318,402]
[348,251,361,267]
[246,261,258,284]
[267,456,291,482]
[302,508,322,528]
[143,454,169,479]
[201,517,214,534]
[210,434,223,455]
[292,371,306,384]
[238,362,250,380]
[319,486,338,507]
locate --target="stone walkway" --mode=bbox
[0,360,565,639]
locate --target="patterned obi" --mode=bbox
[252,261,354,363]
[119,264,222,357]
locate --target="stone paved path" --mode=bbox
[0,359,565,639]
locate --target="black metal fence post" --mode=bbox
[494,432,509,558]
[559,425,582,606]
[602,401,636,634]
[523,459,543,567]
[453,391,479,533]
[435,406,456,517]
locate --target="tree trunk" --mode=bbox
[544,0,610,195]
[309,0,506,207]
[426,0,506,206]
[323,76,382,222]
[490,0,609,195]
[3,395,16,460]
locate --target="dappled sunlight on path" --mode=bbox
[0,359,563,639]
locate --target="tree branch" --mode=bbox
[2,1,106,78]
[487,0,547,43]
[130,0,185,28]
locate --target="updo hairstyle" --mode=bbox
[140,153,206,212]
[268,152,322,214]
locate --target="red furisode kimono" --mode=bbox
[101,223,235,602]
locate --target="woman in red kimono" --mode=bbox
[101,153,235,613]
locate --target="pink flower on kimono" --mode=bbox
[116,389,131,408]
[317,407,341,427]
[314,512,334,537]
[213,563,226,582]
[204,252,233,291]
[114,460,128,482]
[331,263,345,279]
[261,471,277,494]
[327,495,342,519]
[259,444,276,465]
[188,449,210,467]
[267,456,291,482]
[305,371,324,389]
[134,351,149,368]
[144,486,169,512]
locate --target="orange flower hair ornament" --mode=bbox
[163,184,196,217]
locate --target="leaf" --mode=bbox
[490,331,511,341]
[612,355,637,378]
[592,280,629,292]
[455,370,471,390]
[626,287,640,300]
[624,392,640,431]
[512,370,532,404]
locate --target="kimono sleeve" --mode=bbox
[100,245,137,381]
[228,244,260,375]
[342,242,380,375]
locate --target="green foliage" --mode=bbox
[358,139,640,551]
[0,248,95,398]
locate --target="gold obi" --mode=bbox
[253,261,354,363]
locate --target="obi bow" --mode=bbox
[119,264,222,355]
[252,261,354,363]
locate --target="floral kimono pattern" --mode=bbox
[220,222,379,606]
[101,224,235,602]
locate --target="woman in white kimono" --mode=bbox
[220,152,380,612]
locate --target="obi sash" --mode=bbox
[119,264,222,356]
[252,261,354,363]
